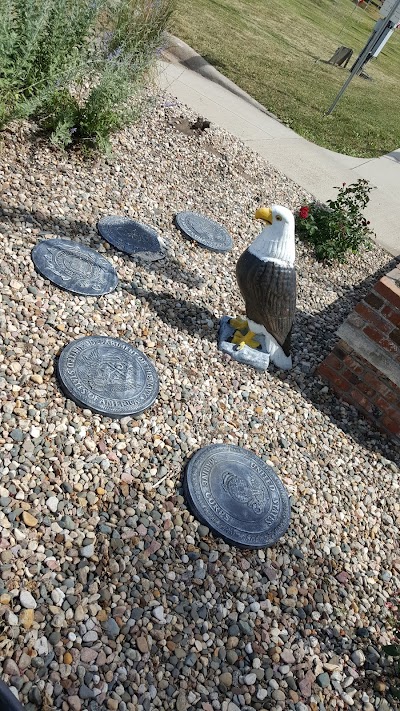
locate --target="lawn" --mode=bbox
[173,0,400,157]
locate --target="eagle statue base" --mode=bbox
[218,316,271,372]
[226,204,296,371]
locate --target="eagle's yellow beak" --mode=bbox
[255,206,273,224]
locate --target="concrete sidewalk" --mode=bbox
[156,42,400,257]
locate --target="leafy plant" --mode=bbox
[0,0,174,151]
[296,179,375,262]
[382,598,400,701]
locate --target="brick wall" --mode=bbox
[317,266,400,440]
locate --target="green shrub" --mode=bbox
[0,0,174,150]
[296,179,375,263]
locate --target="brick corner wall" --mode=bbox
[317,265,400,440]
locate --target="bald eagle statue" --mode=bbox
[234,205,296,370]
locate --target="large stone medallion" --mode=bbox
[32,239,118,296]
[57,336,159,417]
[184,444,290,548]
[174,212,232,253]
[97,216,165,261]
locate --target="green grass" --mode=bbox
[173,0,400,157]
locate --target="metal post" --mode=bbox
[326,0,400,114]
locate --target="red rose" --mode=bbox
[299,206,309,219]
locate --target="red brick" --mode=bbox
[342,356,365,375]
[318,364,351,392]
[389,408,400,425]
[373,396,389,412]
[363,373,396,400]
[364,325,399,355]
[364,376,400,406]
[362,370,384,391]
[357,382,376,398]
[385,407,400,422]
[364,292,384,310]
[372,395,399,417]
[342,368,361,385]
[381,385,400,405]
[324,353,343,371]
[376,378,398,402]
[318,362,331,378]
[375,277,400,311]
[380,415,400,436]
[335,340,353,356]
[349,389,374,413]
[381,304,400,328]
[355,302,392,334]
[390,328,400,347]
[349,350,369,367]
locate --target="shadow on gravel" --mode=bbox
[0,204,204,290]
[3,201,399,460]
[131,287,219,341]
[0,203,91,238]
[117,250,205,290]
[284,253,400,463]
[137,255,400,463]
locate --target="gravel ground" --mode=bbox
[0,94,399,711]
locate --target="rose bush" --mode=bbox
[296,179,374,262]
[299,205,309,220]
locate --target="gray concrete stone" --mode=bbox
[337,321,400,388]
[218,316,270,371]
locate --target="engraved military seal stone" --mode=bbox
[174,212,232,253]
[183,444,290,548]
[97,216,165,261]
[57,336,159,417]
[31,239,118,296]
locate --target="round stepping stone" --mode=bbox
[97,216,165,261]
[57,336,159,418]
[31,239,118,296]
[174,211,232,252]
[183,444,290,549]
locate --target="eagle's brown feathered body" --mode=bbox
[236,249,296,356]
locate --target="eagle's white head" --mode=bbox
[249,204,295,266]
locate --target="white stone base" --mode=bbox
[218,316,270,372]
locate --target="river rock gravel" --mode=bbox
[0,91,399,711]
